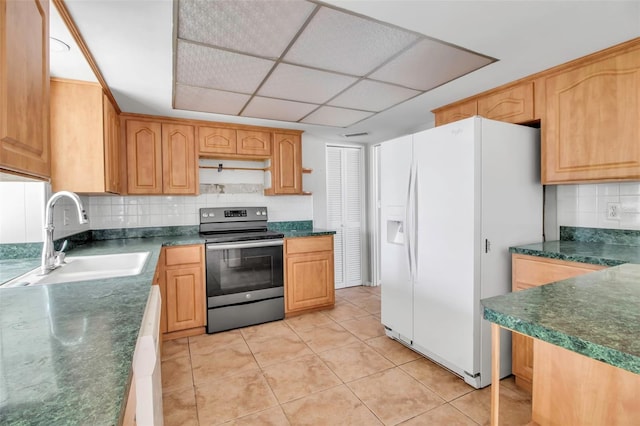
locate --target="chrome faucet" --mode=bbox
[41,191,89,275]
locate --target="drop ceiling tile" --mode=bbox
[178,0,316,58]
[284,6,419,76]
[369,38,495,91]
[176,40,274,93]
[258,63,358,104]
[174,84,250,116]
[242,96,318,122]
[328,79,420,112]
[301,106,374,128]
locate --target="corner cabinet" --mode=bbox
[159,245,206,339]
[285,235,335,315]
[50,79,121,193]
[267,132,303,195]
[0,0,50,179]
[125,119,197,195]
[542,41,640,183]
[511,254,606,391]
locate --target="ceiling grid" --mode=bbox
[173,0,495,128]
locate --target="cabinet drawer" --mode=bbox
[286,235,333,255]
[165,245,202,266]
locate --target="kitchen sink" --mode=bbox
[2,252,150,288]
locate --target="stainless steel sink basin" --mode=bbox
[2,252,150,288]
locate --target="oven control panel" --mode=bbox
[199,207,268,223]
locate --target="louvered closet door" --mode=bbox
[327,146,363,289]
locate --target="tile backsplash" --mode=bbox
[556,182,640,230]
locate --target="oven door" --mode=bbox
[205,239,283,301]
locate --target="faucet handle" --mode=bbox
[54,240,68,267]
[59,239,68,253]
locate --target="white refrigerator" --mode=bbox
[380,116,542,388]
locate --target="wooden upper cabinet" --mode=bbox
[162,123,197,194]
[542,43,640,183]
[126,120,163,194]
[103,94,121,194]
[270,133,302,195]
[126,120,197,194]
[434,99,477,126]
[237,130,271,156]
[0,0,50,179]
[198,126,236,155]
[477,82,535,124]
[198,126,271,158]
[50,79,121,194]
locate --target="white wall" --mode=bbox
[302,134,329,228]
[0,182,90,243]
[555,182,640,230]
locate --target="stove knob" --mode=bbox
[202,213,209,218]
[261,210,267,216]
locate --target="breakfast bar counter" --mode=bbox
[481,263,640,425]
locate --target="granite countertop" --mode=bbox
[509,240,640,266]
[281,228,336,238]
[0,235,201,426]
[482,263,640,375]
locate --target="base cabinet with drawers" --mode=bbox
[511,254,606,391]
[158,245,206,339]
[284,235,335,315]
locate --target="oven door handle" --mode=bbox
[206,240,284,250]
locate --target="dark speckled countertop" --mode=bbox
[482,264,640,374]
[483,226,640,374]
[0,221,334,425]
[0,235,202,426]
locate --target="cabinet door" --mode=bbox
[50,79,105,193]
[103,94,121,194]
[162,123,197,194]
[543,45,640,183]
[126,120,162,194]
[434,99,477,126]
[237,130,271,157]
[285,251,334,313]
[511,254,606,391]
[272,133,302,194]
[165,265,205,332]
[198,126,236,155]
[477,82,534,124]
[0,0,50,179]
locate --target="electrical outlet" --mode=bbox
[607,202,621,220]
[63,208,70,226]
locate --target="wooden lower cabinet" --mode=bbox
[285,235,335,315]
[511,254,606,391]
[159,245,206,339]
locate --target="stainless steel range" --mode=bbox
[199,207,285,334]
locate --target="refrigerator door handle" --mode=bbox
[412,165,418,278]
[405,168,413,279]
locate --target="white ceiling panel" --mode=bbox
[176,40,274,93]
[178,0,316,58]
[242,96,319,122]
[284,6,419,76]
[174,84,250,116]
[328,79,420,112]
[301,106,374,127]
[370,38,495,91]
[258,63,358,104]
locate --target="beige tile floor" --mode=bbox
[161,285,532,425]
